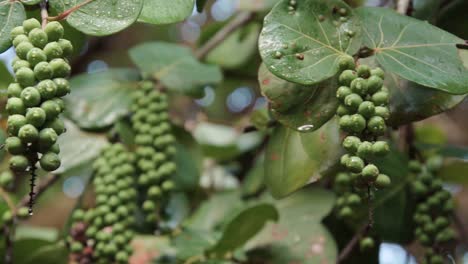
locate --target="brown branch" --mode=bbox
[195,12,255,60]
[40,0,48,28]
[47,0,96,21]
[18,174,61,209]
[337,224,368,263]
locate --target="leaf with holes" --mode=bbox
[129,42,223,96]
[259,0,361,85]
[245,188,337,263]
[0,1,26,53]
[65,68,140,129]
[258,64,339,132]
[139,0,194,25]
[49,0,143,36]
[265,120,341,198]
[356,7,468,94]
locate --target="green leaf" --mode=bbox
[160,192,190,230]
[242,156,266,197]
[259,0,361,85]
[57,119,109,173]
[193,122,263,161]
[173,229,218,260]
[139,0,194,25]
[206,23,261,69]
[0,1,26,53]
[49,0,143,36]
[265,120,341,198]
[21,242,67,264]
[129,42,222,96]
[0,61,13,96]
[65,68,140,129]
[246,188,337,263]
[258,64,339,132]
[370,147,414,243]
[20,0,42,5]
[209,204,279,256]
[356,7,468,94]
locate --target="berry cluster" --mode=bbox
[335,56,391,193]
[5,18,72,174]
[68,144,137,264]
[131,81,176,227]
[410,157,455,264]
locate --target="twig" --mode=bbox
[18,173,61,208]
[337,224,368,263]
[0,188,15,211]
[47,0,96,21]
[397,0,411,14]
[40,0,48,28]
[195,12,255,60]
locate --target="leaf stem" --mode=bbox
[47,0,96,21]
[40,0,48,28]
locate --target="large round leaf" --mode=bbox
[259,0,362,85]
[245,188,337,264]
[49,0,144,36]
[265,120,341,198]
[356,7,468,94]
[258,64,339,132]
[0,1,26,53]
[65,68,140,129]
[139,0,194,25]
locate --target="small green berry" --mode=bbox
[342,136,361,153]
[339,70,356,86]
[15,42,34,60]
[372,141,389,157]
[358,101,375,118]
[10,155,29,172]
[22,19,41,34]
[40,152,61,171]
[6,97,26,115]
[28,28,48,48]
[344,93,363,110]
[360,237,375,251]
[362,164,379,181]
[367,116,386,136]
[20,86,41,107]
[375,174,391,189]
[5,137,25,155]
[347,156,364,173]
[372,91,389,106]
[44,21,64,42]
[15,67,35,87]
[350,77,368,95]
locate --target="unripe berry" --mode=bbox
[21,87,41,107]
[408,160,422,172]
[26,107,47,128]
[142,200,156,212]
[58,39,73,57]
[362,164,379,181]
[367,75,383,93]
[338,206,353,218]
[347,194,361,206]
[53,78,71,96]
[375,174,391,189]
[12,34,29,47]
[372,91,389,106]
[40,152,61,171]
[347,156,364,173]
[12,59,31,73]
[26,47,47,67]
[360,237,375,251]
[342,136,361,153]
[44,21,64,42]
[39,128,58,148]
[2,211,13,223]
[357,65,371,78]
[426,155,443,172]
[344,93,363,110]
[43,42,63,59]
[15,67,35,87]
[37,79,57,100]
[5,137,25,155]
[367,116,386,136]
[336,86,352,101]
[334,173,351,186]
[372,141,389,156]
[7,114,27,136]
[10,155,29,172]
[357,101,375,118]
[33,61,53,80]
[350,77,368,95]
[6,97,26,115]
[41,100,61,120]
[22,18,41,34]
[374,106,390,120]
[370,67,385,79]
[339,70,356,86]
[16,207,29,219]
[44,118,66,134]
[15,42,34,60]
[70,242,83,253]
[7,83,23,98]
[340,154,350,166]
[338,55,355,70]
[357,141,373,159]
[50,58,71,78]
[336,105,351,116]
[28,28,48,48]
[0,172,13,188]
[349,114,366,133]
[10,26,25,41]
[18,124,39,143]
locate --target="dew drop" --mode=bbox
[274,51,283,59]
[296,53,304,60]
[339,8,347,16]
[282,44,289,49]
[298,124,314,131]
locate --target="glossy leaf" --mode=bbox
[139,0,194,25]
[259,0,362,85]
[246,188,337,263]
[356,7,468,94]
[0,1,26,53]
[65,68,140,129]
[129,42,222,96]
[206,23,261,69]
[173,229,217,260]
[265,120,341,198]
[209,204,279,256]
[57,119,109,173]
[258,64,339,131]
[49,0,143,36]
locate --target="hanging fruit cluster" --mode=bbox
[6,18,72,174]
[68,144,137,264]
[410,156,456,264]
[130,81,177,228]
